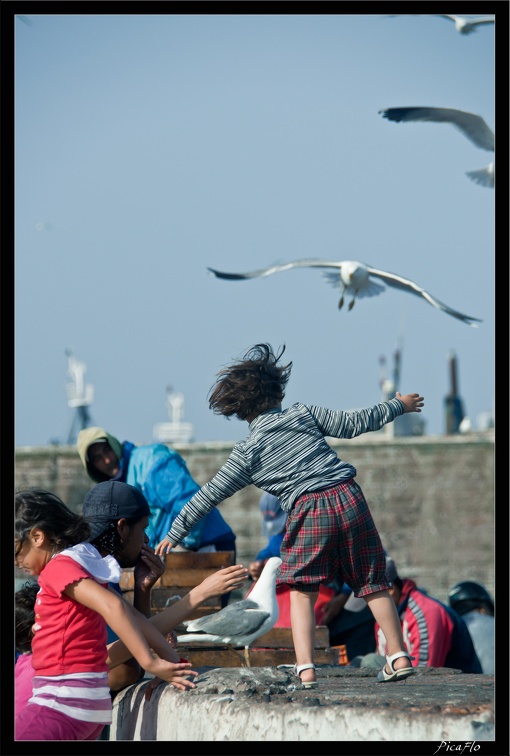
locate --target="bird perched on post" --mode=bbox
[379,106,494,188]
[177,556,282,667]
[207,259,481,326]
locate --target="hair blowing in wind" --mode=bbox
[208,343,293,421]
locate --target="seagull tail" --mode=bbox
[465,166,494,188]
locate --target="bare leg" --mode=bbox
[364,589,412,672]
[289,589,318,684]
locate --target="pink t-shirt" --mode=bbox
[15,654,35,717]
[32,555,109,676]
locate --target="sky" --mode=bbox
[13,9,497,448]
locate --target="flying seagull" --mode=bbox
[434,14,495,35]
[207,259,481,327]
[379,106,494,188]
[177,556,282,666]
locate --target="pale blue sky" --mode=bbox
[14,11,495,446]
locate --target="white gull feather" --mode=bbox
[177,557,282,664]
[379,106,494,188]
[207,259,481,326]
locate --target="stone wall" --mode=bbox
[15,431,495,602]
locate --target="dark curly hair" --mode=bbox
[15,489,91,557]
[208,343,292,421]
[90,517,140,559]
[15,581,39,654]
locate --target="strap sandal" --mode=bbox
[376,651,416,683]
[294,663,318,689]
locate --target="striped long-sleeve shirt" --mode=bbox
[165,398,404,546]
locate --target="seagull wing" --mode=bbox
[208,258,345,281]
[366,265,482,326]
[182,600,269,638]
[379,107,494,152]
[209,259,482,326]
[435,14,459,23]
[471,17,495,26]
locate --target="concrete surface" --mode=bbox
[109,665,497,747]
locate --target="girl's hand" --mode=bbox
[134,544,165,592]
[248,560,264,581]
[155,539,174,557]
[317,593,348,625]
[396,392,425,414]
[194,564,248,601]
[146,659,198,691]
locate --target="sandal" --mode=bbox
[376,651,415,683]
[294,663,318,689]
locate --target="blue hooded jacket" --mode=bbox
[76,426,234,551]
[123,442,235,550]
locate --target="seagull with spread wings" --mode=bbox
[379,106,494,188]
[434,14,495,35]
[208,259,481,327]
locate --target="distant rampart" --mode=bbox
[15,432,494,602]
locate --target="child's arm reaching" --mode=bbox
[65,579,198,691]
[106,564,248,662]
[395,392,424,413]
[150,563,248,632]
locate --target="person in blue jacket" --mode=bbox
[77,426,236,557]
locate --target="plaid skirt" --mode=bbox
[276,478,389,596]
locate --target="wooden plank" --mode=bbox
[177,645,337,668]
[161,551,235,569]
[121,570,222,590]
[159,568,233,587]
[120,551,236,592]
[255,626,330,649]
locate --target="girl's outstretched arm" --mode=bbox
[106,564,248,665]
[65,579,198,691]
[150,563,248,632]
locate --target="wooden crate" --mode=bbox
[177,626,339,668]
[120,553,344,667]
[120,551,236,619]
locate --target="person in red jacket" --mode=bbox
[373,556,482,673]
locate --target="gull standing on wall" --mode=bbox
[208,259,482,326]
[177,557,282,667]
[379,107,495,188]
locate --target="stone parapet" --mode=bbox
[15,431,494,602]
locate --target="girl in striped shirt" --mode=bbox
[15,489,198,741]
[156,343,424,688]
